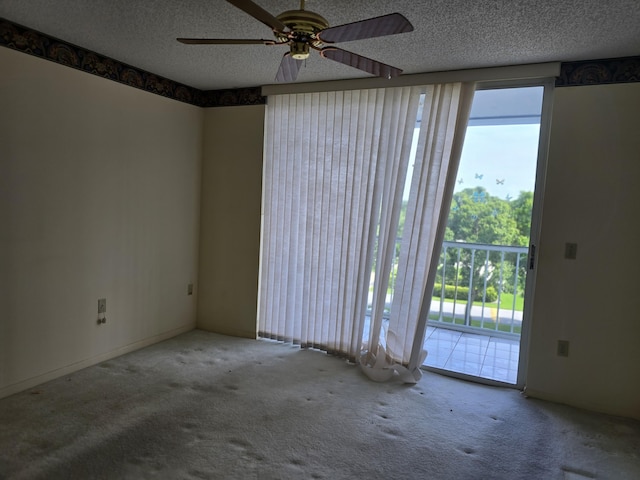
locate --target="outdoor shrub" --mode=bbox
[433,283,470,301]
[475,286,498,303]
[433,283,498,303]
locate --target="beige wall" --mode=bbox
[526,82,640,419]
[197,106,264,338]
[0,48,203,397]
[3,43,639,419]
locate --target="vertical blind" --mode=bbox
[259,83,474,378]
[385,83,475,371]
[259,87,420,360]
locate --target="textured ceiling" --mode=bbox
[1,0,640,91]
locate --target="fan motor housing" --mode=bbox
[276,9,329,35]
[275,9,329,60]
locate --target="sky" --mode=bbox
[404,84,544,202]
[454,123,540,200]
[404,123,540,202]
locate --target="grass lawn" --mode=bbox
[428,313,522,334]
[432,292,524,311]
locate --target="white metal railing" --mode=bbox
[367,240,529,337]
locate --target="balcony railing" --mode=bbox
[368,240,529,338]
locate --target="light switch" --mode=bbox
[98,298,106,313]
[564,243,577,260]
[557,340,570,357]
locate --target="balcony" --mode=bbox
[369,240,528,384]
[428,241,528,336]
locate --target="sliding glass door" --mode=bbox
[420,82,553,387]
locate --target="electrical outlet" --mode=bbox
[188,283,194,296]
[564,243,578,260]
[98,298,106,314]
[557,340,570,357]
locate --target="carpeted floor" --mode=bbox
[1,329,639,479]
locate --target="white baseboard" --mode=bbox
[0,323,195,400]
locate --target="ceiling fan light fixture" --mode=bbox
[290,42,310,60]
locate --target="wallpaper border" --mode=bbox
[556,56,640,87]
[0,17,265,107]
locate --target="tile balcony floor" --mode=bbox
[422,326,520,384]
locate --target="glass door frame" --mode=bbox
[513,78,555,390]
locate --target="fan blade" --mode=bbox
[317,13,413,43]
[177,38,276,45]
[275,53,303,83]
[226,0,289,33]
[320,47,402,79]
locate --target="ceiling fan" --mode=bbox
[177,0,414,83]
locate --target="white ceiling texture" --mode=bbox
[1,0,639,91]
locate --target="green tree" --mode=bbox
[509,190,534,292]
[511,191,534,246]
[437,188,530,307]
[447,187,520,246]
